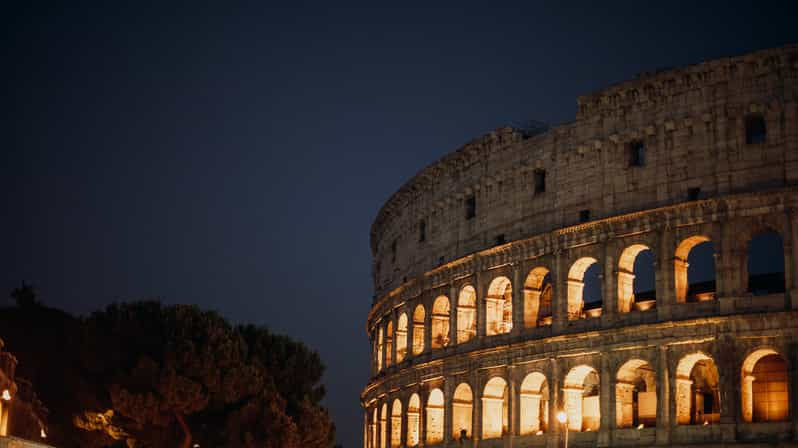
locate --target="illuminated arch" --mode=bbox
[431,296,450,349]
[567,257,600,320]
[674,236,715,303]
[563,365,600,431]
[412,305,425,355]
[675,352,720,425]
[426,388,444,443]
[519,372,549,435]
[617,244,656,313]
[741,348,789,422]
[524,267,553,327]
[745,230,786,295]
[390,399,402,448]
[486,276,512,335]
[407,393,421,447]
[452,383,473,439]
[481,377,508,439]
[457,285,477,343]
[615,359,657,428]
[396,313,408,363]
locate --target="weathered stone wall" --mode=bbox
[363,45,798,447]
[370,44,798,299]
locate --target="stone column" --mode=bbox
[552,250,568,333]
[477,271,487,340]
[419,390,427,447]
[791,341,798,441]
[615,382,635,429]
[781,211,794,306]
[473,373,483,445]
[716,221,737,300]
[547,358,562,448]
[447,285,457,350]
[598,355,611,447]
[603,244,618,322]
[508,366,518,443]
[656,346,670,445]
[658,228,675,321]
[387,402,394,448]
[512,264,524,335]
[424,303,432,356]
[444,381,454,445]
[791,212,798,309]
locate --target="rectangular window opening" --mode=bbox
[533,169,546,194]
[495,234,506,246]
[579,209,591,223]
[687,187,701,201]
[627,140,646,167]
[418,220,426,243]
[391,239,397,263]
[745,114,767,145]
[465,195,476,220]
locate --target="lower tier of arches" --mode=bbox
[361,311,798,447]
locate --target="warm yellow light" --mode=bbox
[1,390,11,401]
[536,430,544,436]
[40,428,47,439]
[637,423,644,430]
[556,411,567,424]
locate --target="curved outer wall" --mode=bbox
[362,45,798,448]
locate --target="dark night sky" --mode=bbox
[3,2,798,446]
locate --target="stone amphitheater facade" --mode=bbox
[361,45,798,447]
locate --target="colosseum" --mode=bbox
[360,45,798,448]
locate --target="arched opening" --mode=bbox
[520,372,549,435]
[675,236,716,303]
[396,313,408,363]
[457,285,477,343]
[371,407,378,448]
[390,399,402,448]
[385,321,394,367]
[563,365,600,431]
[567,257,602,320]
[452,383,473,440]
[616,359,657,428]
[380,403,387,448]
[431,296,450,349]
[618,245,656,313]
[746,231,786,296]
[676,353,720,425]
[407,394,421,447]
[486,277,513,335]
[741,349,789,423]
[482,377,508,439]
[426,388,444,444]
[524,268,553,327]
[412,305,425,355]
[377,326,384,371]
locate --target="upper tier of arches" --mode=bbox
[370,45,798,298]
[369,192,796,377]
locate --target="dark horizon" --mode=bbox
[4,2,798,447]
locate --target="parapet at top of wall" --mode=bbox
[576,44,798,119]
